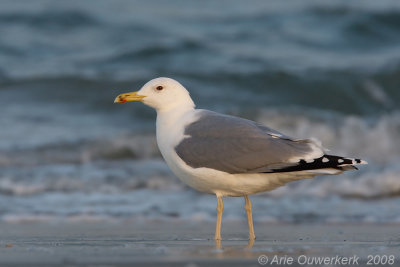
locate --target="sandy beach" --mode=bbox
[0,221,398,266]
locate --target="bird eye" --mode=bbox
[156,85,164,91]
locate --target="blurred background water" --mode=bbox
[1,0,400,224]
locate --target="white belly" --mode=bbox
[159,142,316,197]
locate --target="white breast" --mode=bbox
[156,108,229,194]
[156,108,199,180]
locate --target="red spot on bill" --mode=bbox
[118,96,127,103]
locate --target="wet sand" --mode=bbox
[0,221,398,266]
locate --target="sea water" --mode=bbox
[1,0,400,223]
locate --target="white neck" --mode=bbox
[154,96,195,113]
[156,103,195,132]
[155,103,196,159]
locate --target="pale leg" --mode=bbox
[246,238,255,249]
[214,195,224,240]
[244,195,256,240]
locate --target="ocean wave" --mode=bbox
[0,111,398,200]
[106,40,205,63]
[2,110,398,166]
[255,110,400,199]
[310,6,400,30]
[0,134,160,166]
[256,110,400,163]
[179,65,400,114]
[1,0,400,224]
[0,159,178,196]
[1,190,400,224]
[0,10,99,30]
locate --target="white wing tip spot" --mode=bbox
[350,158,368,165]
[270,133,282,139]
[322,157,329,163]
[338,159,344,163]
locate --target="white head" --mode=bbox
[114,77,195,112]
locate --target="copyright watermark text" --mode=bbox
[257,254,395,265]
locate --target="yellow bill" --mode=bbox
[114,91,145,103]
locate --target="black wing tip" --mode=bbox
[267,155,367,173]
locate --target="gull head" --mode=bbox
[114,77,195,111]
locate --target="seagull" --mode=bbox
[114,77,367,241]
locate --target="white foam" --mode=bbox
[0,110,399,224]
[257,110,400,165]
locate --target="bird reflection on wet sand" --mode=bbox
[214,238,254,250]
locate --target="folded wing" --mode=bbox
[175,110,329,174]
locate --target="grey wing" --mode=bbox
[175,110,324,174]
